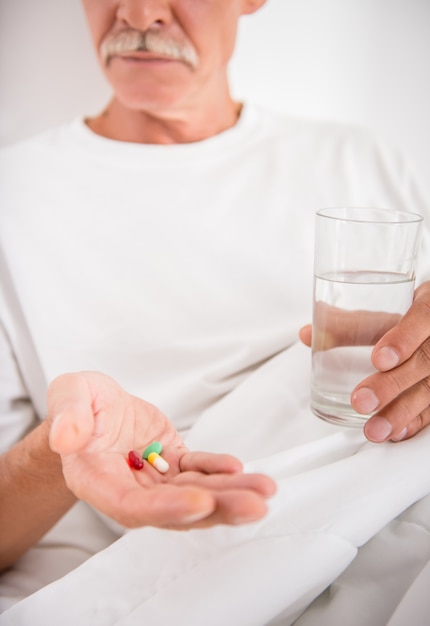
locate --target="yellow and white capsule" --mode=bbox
[147,452,170,474]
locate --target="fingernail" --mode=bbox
[351,387,379,414]
[391,427,408,442]
[364,416,393,442]
[182,510,211,524]
[374,346,399,371]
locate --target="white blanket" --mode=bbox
[1,343,430,625]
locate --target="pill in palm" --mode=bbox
[147,451,169,474]
[127,450,144,470]
[142,441,163,459]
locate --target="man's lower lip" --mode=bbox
[114,55,175,64]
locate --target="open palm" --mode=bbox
[48,372,275,530]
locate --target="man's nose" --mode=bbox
[116,0,173,32]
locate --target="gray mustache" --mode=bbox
[100,29,198,68]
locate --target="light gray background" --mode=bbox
[0,0,429,195]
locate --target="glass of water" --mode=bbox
[311,206,423,427]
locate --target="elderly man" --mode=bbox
[1,0,430,623]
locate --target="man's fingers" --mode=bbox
[394,406,430,441]
[300,308,401,352]
[102,483,217,528]
[178,453,277,498]
[173,469,277,498]
[48,373,95,455]
[372,285,430,370]
[364,404,430,443]
[305,285,430,369]
[299,324,312,347]
[353,336,430,417]
[179,451,243,474]
[363,378,430,442]
[164,489,270,530]
[74,471,270,529]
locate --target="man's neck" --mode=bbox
[86,96,243,145]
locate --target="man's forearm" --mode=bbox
[0,418,77,571]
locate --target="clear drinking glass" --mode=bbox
[311,207,423,427]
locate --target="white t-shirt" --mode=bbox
[1,103,428,444]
